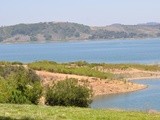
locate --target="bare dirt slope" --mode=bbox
[36,71,146,96]
[110,68,160,80]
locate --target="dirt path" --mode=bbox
[36,71,147,96]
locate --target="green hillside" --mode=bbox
[0,22,160,43]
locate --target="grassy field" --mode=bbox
[28,61,115,79]
[0,104,160,120]
[1,61,160,80]
[28,61,160,80]
[96,63,160,71]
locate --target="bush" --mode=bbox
[46,78,92,107]
[0,77,13,103]
[0,65,42,104]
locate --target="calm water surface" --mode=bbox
[0,38,160,63]
[91,79,160,111]
[1,38,160,110]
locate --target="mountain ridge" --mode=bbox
[0,22,160,43]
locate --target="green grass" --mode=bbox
[28,61,114,79]
[1,60,160,80]
[66,61,160,71]
[0,104,160,120]
[28,61,160,80]
[0,61,23,66]
[97,63,160,71]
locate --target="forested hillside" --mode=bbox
[0,22,160,43]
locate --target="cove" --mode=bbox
[91,79,160,111]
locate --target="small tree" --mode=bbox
[0,66,43,104]
[46,78,92,107]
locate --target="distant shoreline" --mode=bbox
[1,37,160,45]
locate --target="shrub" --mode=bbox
[0,77,13,103]
[0,65,42,104]
[46,78,92,107]
[9,90,30,104]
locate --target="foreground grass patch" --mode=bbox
[0,104,160,120]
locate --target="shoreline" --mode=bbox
[93,81,148,97]
[95,75,160,97]
[1,37,160,45]
[36,70,159,97]
[93,84,148,98]
[127,76,160,81]
[94,75,160,97]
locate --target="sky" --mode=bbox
[0,0,160,26]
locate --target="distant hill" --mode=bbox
[0,22,160,43]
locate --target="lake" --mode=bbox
[1,38,160,111]
[0,38,160,64]
[91,79,160,111]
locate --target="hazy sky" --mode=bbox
[1,0,160,26]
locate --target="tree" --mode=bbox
[0,66,43,104]
[30,36,37,41]
[46,78,92,107]
[44,34,52,40]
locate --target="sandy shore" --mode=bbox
[111,68,160,81]
[35,67,160,97]
[36,71,149,97]
[127,76,160,81]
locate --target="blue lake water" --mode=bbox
[0,38,160,64]
[91,79,160,111]
[1,38,160,111]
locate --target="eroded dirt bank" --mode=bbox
[36,71,147,96]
